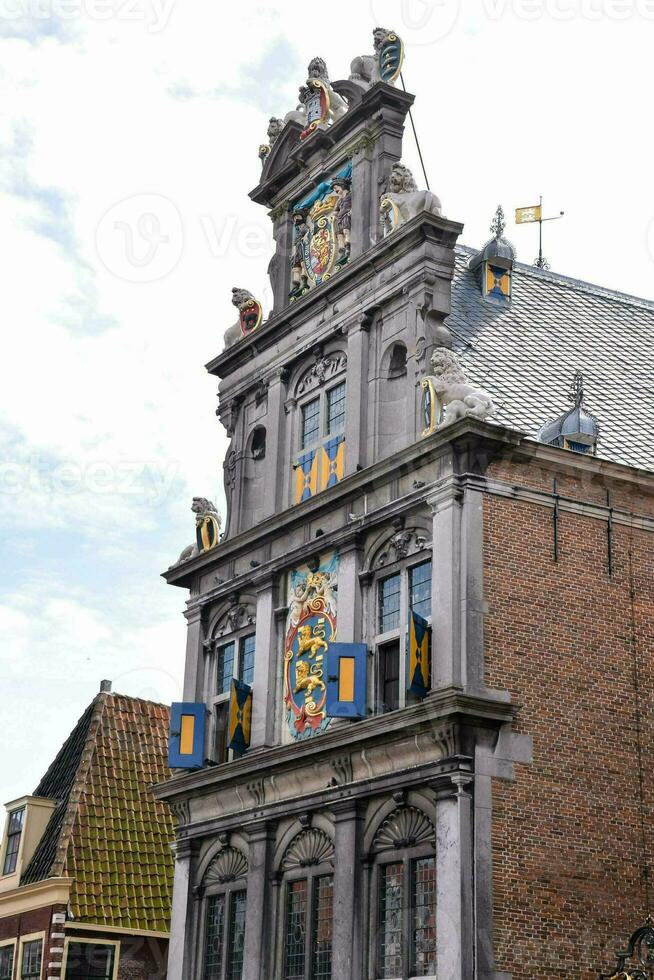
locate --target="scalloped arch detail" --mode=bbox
[282,829,334,871]
[373,806,435,852]
[203,847,248,886]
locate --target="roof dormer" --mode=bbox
[0,796,57,892]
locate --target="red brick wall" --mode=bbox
[483,466,654,978]
[0,903,66,977]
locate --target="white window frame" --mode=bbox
[61,937,120,980]
[372,556,433,714]
[296,378,346,455]
[17,932,45,980]
[1,805,26,878]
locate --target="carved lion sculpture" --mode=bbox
[425,348,496,428]
[224,287,257,349]
[177,497,222,563]
[349,26,391,87]
[259,117,285,164]
[380,163,443,235]
[284,57,348,131]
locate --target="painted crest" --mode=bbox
[290,162,352,300]
[301,80,331,140]
[421,377,441,437]
[284,556,338,740]
[239,298,263,338]
[379,32,405,85]
[380,195,401,237]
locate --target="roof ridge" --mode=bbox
[455,244,654,312]
[48,693,108,878]
[104,690,170,710]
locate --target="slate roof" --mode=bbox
[448,246,654,473]
[21,691,174,933]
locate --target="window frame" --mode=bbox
[372,555,432,715]
[0,940,16,980]
[281,862,334,980]
[206,624,256,765]
[369,844,436,980]
[61,938,120,980]
[17,933,45,980]
[199,878,247,980]
[2,805,25,876]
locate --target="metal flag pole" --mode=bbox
[399,73,431,191]
[516,196,565,270]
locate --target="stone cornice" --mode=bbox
[0,877,73,917]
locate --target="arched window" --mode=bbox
[367,528,432,713]
[200,847,248,980]
[204,601,256,764]
[280,828,334,980]
[388,342,408,378]
[291,352,347,504]
[369,806,436,979]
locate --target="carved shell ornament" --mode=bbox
[204,847,248,886]
[282,828,334,871]
[373,806,435,852]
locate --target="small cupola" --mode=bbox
[468,205,516,304]
[537,371,600,455]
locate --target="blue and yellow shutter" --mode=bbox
[295,449,319,504]
[228,679,253,755]
[325,643,367,719]
[169,702,206,769]
[320,434,345,491]
[407,612,431,699]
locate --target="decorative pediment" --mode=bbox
[373,527,431,569]
[373,806,434,852]
[282,828,334,871]
[212,600,256,640]
[259,120,302,188]
[203,847,248,886]
[296,352,347,397]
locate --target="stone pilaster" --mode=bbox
[435,775,474,980]
[182,605,205,703]
[250,576,278,749]
[261,370,288,520]
[242,821,275,980]
[166,837,196,980]
[332,800,364,980]
[344,316,371,476]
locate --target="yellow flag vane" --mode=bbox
[515,195,564,270]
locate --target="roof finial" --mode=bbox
[490,205,506,241]
[570,370,585,408]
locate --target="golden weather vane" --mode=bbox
[515,196,565,270]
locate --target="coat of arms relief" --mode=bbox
[290,162,352,301]
[284,555,338,740]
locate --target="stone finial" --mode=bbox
[177,498,222,564]
[259,117,284,166]
[283,58,348,139]
[490,205,506,240]
[380,163,442,237]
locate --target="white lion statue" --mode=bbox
[177,498,222,564]
[380,163,442,236]
[224,287,258,349]
[349,27,391,88]
[425,348,496,428]
[284,57,348,132]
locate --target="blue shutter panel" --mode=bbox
[325,643,368,719]
[168,702,206,769]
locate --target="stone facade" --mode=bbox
[154,53,654,980]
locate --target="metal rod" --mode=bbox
[539,194,543,268]
[400,73,430,191]
[553,477,559,562]
[607,490,614,577]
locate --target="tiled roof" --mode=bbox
[449,246,654,473]
[21,692,174,933]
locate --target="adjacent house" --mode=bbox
[0,682,174,980]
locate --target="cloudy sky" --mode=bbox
[1,0,653,815]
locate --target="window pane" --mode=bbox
[378,574,401,633]
[410,561,432,621]
[379,642,400,714]
[214,703,229,764]
[301,398,320,448]
[284,879,307,979]
[379,863,404,979]
[3,807,24,875]
[8,809,24,834]
[239,635,255,688]
[64,942,115,978]
[326,382,346,435]
[411,857,437,976]
[0,947,14,980]
[312,876,333,980]
[204,894,226,980]
[227,890,247,980]
[21,941,42,980]
[217,642,236,695]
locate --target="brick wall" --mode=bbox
[483,464,654,978]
